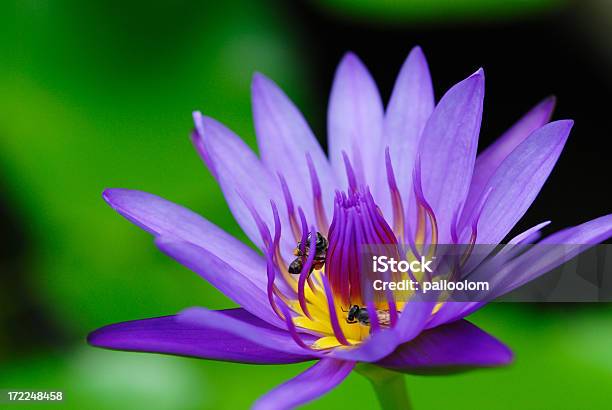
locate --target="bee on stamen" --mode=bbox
[288,231,328,275]
[345,305,397,328]
[288,258,304,275]
[346,305,370,326]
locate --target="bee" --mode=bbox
[345,305,395,328]
[346,305,370,325]
[288,258,304,275]
[288,231,328,274]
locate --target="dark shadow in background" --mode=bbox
[289,0,611,238]
[0,182,65,359]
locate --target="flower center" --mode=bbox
[247,149,472,351]
[326,189,398,308]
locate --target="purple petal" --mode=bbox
[430,214,612,326]
[471,120,573,244]
[384,46,434,215]
[103,188,268,290]
[192,113,291,252]
[252,358,354,410]
[178,300,407,364]
[508,220,551,244]
[417,69,484,244]
[427,219,551,329]
[464,97,556,221]
[395,299,436,341]
[325,301,434,363]
[329,327,401,362]
[328,53,384,195]
[156,237,283,328]
[539,214,612,244]
[87,309,312,364]
[178,307,319,357]
[251,73,336,221]
[490,213,612,296]
[376,320,512,373]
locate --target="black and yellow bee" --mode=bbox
[288,231,328,275]
[345,305,394,327]
[346,305,370,325]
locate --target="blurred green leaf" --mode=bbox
[0,0,308,334]
[0,348,210,410]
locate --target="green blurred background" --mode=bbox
[1,0,611,409]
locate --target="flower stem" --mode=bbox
[356,364,412,410]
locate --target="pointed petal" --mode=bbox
[427,219,551,329]
[178,302,410,364]
[155,237,282,327]
[87,309,311,364]
[103,188,268,289]
[462,97,556,228]
[175,285,404,362]
[430,214,612,326]
[384,46,434,209]
[328,53,384,192]
[395,299,436,341]
[376,320,512,373]
[178,307,318,357]
[473,120,573,244]
[329,328,402,362]
[490,213,612,296]
[193,113,291,251]
[508,221,551,244]
[252,358,354,410]
[417,70,485,244]
[328,300,435,363]
[251,73,336,220]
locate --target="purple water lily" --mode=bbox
[88,46,612,410]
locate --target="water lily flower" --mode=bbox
[88,46,612,410]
